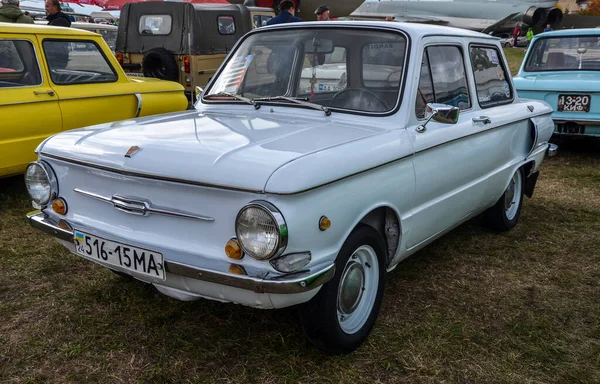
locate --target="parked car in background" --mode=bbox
[0,23,188,178]
[494,32,527,48]
[34,21,118,52]
[514,28,600,137]
[26,21,556,353]
[115,2,274,101]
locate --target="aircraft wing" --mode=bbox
[480,12,520,35]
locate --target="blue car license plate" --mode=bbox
[557,94,590,112]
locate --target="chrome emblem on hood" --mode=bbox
[125,145,141,158]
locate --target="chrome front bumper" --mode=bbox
[27,211,335,295]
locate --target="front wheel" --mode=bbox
[299,225,386,354]
[484,167,524,231]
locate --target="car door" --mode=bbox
[39,36,140,131]
[406,41,487,249]
[0,34,62,177]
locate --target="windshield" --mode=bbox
[204,27,407,114]
[525,36,600,71]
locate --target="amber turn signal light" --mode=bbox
[228,264,247,275]
[225,238,243,259]
[116,53,123,64]
[319,215,331,231]
[52,198,68,215]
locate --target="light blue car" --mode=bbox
[513,28,600,138]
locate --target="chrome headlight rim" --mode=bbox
[25,161,58,206]
[235,200,288,260]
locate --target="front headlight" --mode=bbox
[235,201,287,260]
[24,161,57,206]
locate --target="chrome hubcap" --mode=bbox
[338,262,365,315]
[337,245,379,335]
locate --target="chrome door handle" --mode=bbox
[33,90,55,96]
[472,116,491,124]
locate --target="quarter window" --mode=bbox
[218,16,236,35]
[43,40,118,85]
[0,39,42,88]
[139,15,172,35]
[470,46,512,107]
[415,45,471,118]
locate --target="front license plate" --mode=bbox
[557,94,590,112]
[74,231,165,280]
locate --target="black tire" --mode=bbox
[484,167,524,231]
[142,48,179,81]
[299,225,386,354]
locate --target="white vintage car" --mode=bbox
[25,21,557,353]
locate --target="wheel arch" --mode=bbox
[343,204,402,269]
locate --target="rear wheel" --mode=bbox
[299,225,386,354]
[484,167,524,231]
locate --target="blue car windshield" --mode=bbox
[525,36,600,72]
[203,27,408,114]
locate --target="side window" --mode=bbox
[0,39,42,88]
[470,46,513,107]
[139,15,172,35]
[362,42,405,88]
[218,16,236,35]
[297,47,347,95]
[43,40,118,85]
[415,46,470,118]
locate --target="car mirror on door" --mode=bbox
[416,103,460,133]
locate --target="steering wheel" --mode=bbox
[330,88,389,112]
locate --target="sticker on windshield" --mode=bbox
[222,54,254,93]
[489,50,499,65]
[503,81,511,98]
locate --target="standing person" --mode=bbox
[45,0,71,27]
[544,23,552,32]
[314,5,330,21]
[266,0,302,25]
[0,0,34,23]
[526,27,534,46]
[512,23,521,48]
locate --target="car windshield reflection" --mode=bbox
[203,27,407,114]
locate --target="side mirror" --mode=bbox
[416,103,460,133]
[194,86,204,103]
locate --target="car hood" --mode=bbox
[39,109,388,193]
[514,72,600,93]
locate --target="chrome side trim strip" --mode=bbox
[74,188,215,222]
[56,89,181,102]
[26,212,334,294]
[134,93,142,118]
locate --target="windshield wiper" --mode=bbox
[254,96,331,116]
[204,92,260,109]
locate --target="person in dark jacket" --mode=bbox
[266,0,302,25]
[45,0,71,27]
[0,0,34,23]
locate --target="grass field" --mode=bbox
[1,50,599,384]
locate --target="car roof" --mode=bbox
[535,27,600,38]
[0,22,97,36]
[261,20,498,41]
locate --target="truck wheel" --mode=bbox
[484,167,524,231]
[142,48,179,81]
[299,225,386,354]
